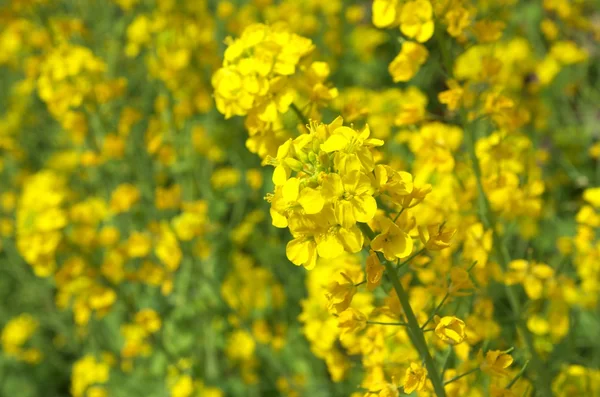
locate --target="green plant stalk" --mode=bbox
[422,292,449,330]
[506,360,529,389]
[290,102,309,126]
[366,320,408,326]
[358,222,446,396]
[381,256,447,397]
[443,367,479,385]
[465,124,554,397]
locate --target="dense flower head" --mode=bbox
[265,117,389,269]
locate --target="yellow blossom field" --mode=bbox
[1,0,600,396]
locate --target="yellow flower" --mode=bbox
[480,350,513,377]
[320,124,383,173]
[374,165,414,205]
[321,171,377,229]
[403,362,428,393]
[134,309,162,334]
[418,224,456,250]
[87,387,108,397]
[505,260,554,300]
[246,169,263,190]
[388,41,428,82]
[211,167,241,189]
[170,374,194,397]
[337,308,367,337]
[449,267,474,296]
[583,187,600,208]
[400,0,434,43]
[326,273,357,314]
[71,355,110,397]
[110,183,140,213]
[371,221,413,261]
[472,20,505,43]
[1,314,39,358]
[445,6,470,37]
[438,80,464,111]
[226,330,256,361]
[434,316,466,345]
[550,41,588,64]
[372,0,401,28]
[155,222,182,272]
[366,251,385,291]
[286,235,319,270]
[127,231,152,258]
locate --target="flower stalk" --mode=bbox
[381,256,447,397]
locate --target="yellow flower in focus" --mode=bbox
[371,221,414,261]
[321,171,377,229]
[320,124,383,173]
[286,235,319,270]
[434,316,466,345]
[403,362,428,393]
[400,0,434,43]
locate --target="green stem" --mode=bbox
[506,360,529,389]
[434,24,453,76]
[366,320,408,327]
[359,223,445,396]
[290,102,309,126]
[393,208,405,222]
[422,292,449,330]
[443,367,479,385]
[398,248,426,269]
[381,256,447,397]
[465,121,554,397]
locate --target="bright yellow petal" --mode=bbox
[282,177,300,202]
[351,194,377,223]
[298,187,324,215]
[317,234,344,258]
[270,209,287,228]
[272,165,289,186]
[286,238,313,267]
[320,134,348,153]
